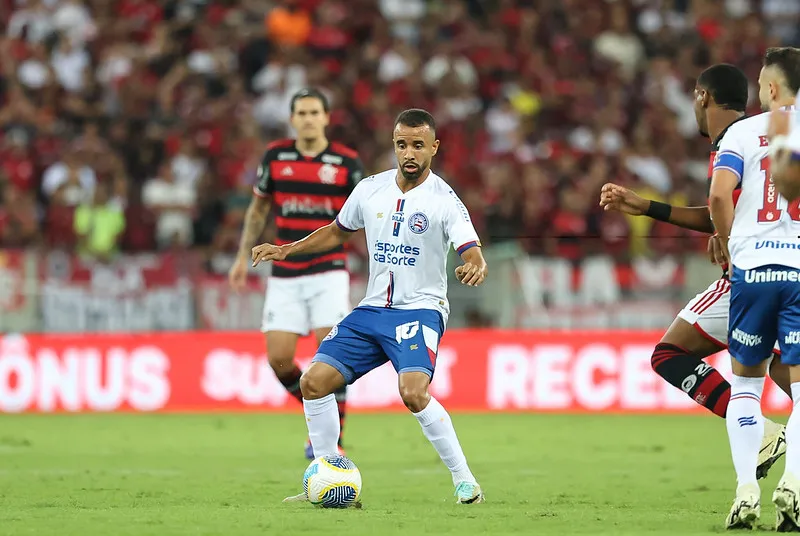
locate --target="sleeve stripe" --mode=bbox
[335,216,357,233]
[717,150,743,159]
[252,185,269,198]
[713,165,743,180]
[456,241,480,255]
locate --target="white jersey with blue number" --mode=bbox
[715,108,800,270]
[335,169,481,326]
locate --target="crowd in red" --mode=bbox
[0,0,797,262]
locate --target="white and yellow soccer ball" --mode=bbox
[303,454,362,508]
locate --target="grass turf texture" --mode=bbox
[0,413,787,535]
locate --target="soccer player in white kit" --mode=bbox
[769,87,800,201]
[708,47,800,530]
[252,109,487,505]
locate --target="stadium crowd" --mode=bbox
[0,0,798,262]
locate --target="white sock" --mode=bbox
[413,396,476,486]
[784,383,800,481]
[726,374,766,488]
[303,394,339,458]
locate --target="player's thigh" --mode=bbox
[672,278,730,355]
[377,308,444,379]
[728,267,780,367]
[262,276,310,337]
[305,270,351,334]
[777,267,800,366]
[313,309,388,385]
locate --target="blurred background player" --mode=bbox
[252,109,487,504]
[229,88,364,459]
[600,64,788,478]
[705,46,800,530]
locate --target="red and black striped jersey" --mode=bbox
[253,139,364,278]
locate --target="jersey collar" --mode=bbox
[712,114,748,148]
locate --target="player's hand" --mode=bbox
[251,243,288,267]
[455,262,487,286]
[228,256,249,291]
[714,234,732,267]
[599,183,649,216]
[769,110,791,141]
[707,235,727,266]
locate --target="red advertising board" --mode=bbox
[0,331,790,413]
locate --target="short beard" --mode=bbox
[400,163,426,181]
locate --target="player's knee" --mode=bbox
[399,385,429,413]
[299,371,330,400]
[267,354,296,378]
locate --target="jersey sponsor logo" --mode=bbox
[373,241,421,266]
[731,328,763,347]
[280,196,337,217]
[318,163,339,184]
[407,212,429,234]
[744,268,800,283]
[785,331,800,345]
[321,154,343,165]
[277,152,298,161]
[395,321,420,344]
[755,240,800,251]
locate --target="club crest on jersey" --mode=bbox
[318,163,338,184]
[407,212,429,234]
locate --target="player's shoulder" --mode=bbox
[328,142,359,160]
[351,169,393,195]
[428,173,464,200]
[263,139,297,160]
[726,113,770,139]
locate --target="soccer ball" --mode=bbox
[303,454,362,508]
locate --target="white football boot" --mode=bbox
[455,481,484,504]
[725,483,761,530]
[774,474,800,532]
[758,420,787,480]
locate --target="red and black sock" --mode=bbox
[277,364,304,404]
[334,385,347,447]
[651,342,730,417]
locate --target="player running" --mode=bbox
[705,47,800,530]
[768,88,800,201]
[228,88,364,460]
[253,109,487,505]
[600,64,788,478]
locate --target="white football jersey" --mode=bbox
[335,169,481,325]
[715,107,800,269]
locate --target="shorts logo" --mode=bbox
[731,328,763,347]
[395,321,420,344]
[323,325,338,341]
[407,212,429,234]
[786,331,800,345]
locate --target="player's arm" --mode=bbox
[456,245,487,287]
[599,183,713,233]
[229,155,274,289]
[708,170,740,265]
[252,181,365,267]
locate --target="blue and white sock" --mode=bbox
[726,374,765,489]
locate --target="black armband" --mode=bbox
[645,201,672,222]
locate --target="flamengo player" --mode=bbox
[600,64,788,476]
[707,47,800,530]
[228,88,364,459]
[252,109,487,505]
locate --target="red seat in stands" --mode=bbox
[44,205,77,248]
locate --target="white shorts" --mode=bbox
[677,278,781,353]
[261,270,351,335]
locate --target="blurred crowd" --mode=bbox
[0,0,798,263]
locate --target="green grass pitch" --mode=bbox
[0,413,787,535]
